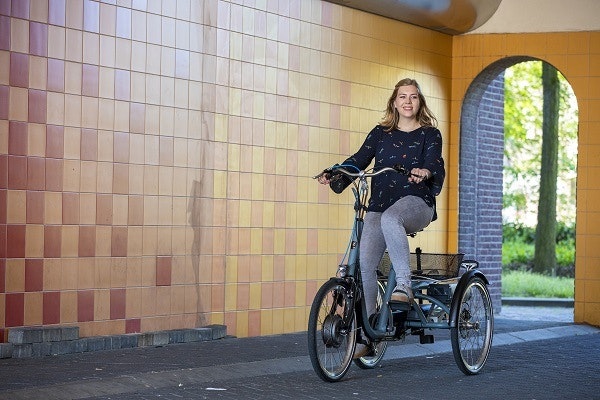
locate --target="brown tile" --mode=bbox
[156,256,172,286]
[0,85,8,120]
[48,0,66,26]
[110,288,126,319]
[62,192,79,224]
[113,163,128,194]
[128,195,144,225]
[26,190,44,224]
[44,225,62,258]
[25,259,43,292]
[0,190,6,224]
[78,225,96,257]
[8,155,27,190]
[129,103,145,134]
[10,52,29,88]
[27,156,45,190]
[47,58,65,92]
[111,226,127,257]
[77,289,94,322]
[0,156,7,189]
[0,226,5,259]
[0,15,9,51]
[96,193,113,225]
[80,128,97,161]
[82,64,99,97]
[7,224,25,259]
[46,125,64,159]
[5,293,24,327]
[8,121,27,155]
[29,22,48,56]
[125,318,140,333]
[45,158,63,191]
[43,291,61,324]
[28,89,47,124]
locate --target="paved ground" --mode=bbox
[0,306,598,400]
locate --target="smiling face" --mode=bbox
[393,84,420,119]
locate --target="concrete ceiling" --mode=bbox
[325,0,600,35]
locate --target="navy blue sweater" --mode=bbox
[334,125,445,214]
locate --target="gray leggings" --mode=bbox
[360,195,434,315]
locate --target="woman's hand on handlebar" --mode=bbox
[408,168,431,184]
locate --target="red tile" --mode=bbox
[113,131,129,163]
[77,290,94,322]
[129,103,145,133]
[62,192,79,224]
[48,0,66,26]
[46,125,64,159]
[8,154,27,195]
[0,85,8,119]
[114,69,130,101]
[82,64,99,97]
[25,259,43,292]
[43,291,61,324]
[44,225,62,258]
[80,128,98,161]
[78,225,96,257]
[28,89,47,124]
[111,226,127,257]
[0,16,8,51]
[5,293,24,327]
[110,288,126,319]
[11,0,29,19]
[47,58,65,92]
[7,224,25,258]
[27,156,45,190]
[8,121,27,156]
[96,194,112,225]
[10,52,29,88]
[156,256,172,286]
[0,258,5,292]
[26,190,44,224]
[125,318,141,333]
[45,158,63,191]
[29,22,48,56]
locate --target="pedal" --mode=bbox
[420,334,434,344]
[389,301,411,312]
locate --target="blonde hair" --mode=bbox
[381,78,438,132]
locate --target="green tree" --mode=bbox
[533,63,559,275]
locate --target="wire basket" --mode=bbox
[378,250,464,279]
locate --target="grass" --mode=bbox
[501,270,574,298]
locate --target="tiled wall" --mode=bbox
[452,32,600,326]
[0,0,453,340]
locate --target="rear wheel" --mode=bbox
[354,280,388,369]
[450,277,493,375]
[308,279,356,382]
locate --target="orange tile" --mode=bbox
[43,258,61,291]
[61,225,79,258]
[24,292,43,325]
[25,224,44,258]
[62,258,78,290]
[60,291,78,323]
[78,258,95,289]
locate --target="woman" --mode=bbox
[318,79,445,355]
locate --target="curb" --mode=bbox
[502,297,574,308]
[0,324,227,359]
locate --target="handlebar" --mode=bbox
[313,164,413,181]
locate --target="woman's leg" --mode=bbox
[359,212,388,316]
[381,196,434,290]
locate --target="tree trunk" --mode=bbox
[533,63,559,275]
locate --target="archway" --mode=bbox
[458,56,577,313]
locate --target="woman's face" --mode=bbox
[394,85,420,119]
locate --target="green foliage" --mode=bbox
[501,270,574,298]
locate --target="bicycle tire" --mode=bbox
[450,276,494,375]
[354,280,388,369]
[307,279,356,382]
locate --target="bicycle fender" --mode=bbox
[448,269,490,328]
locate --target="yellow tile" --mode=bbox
[24,292,43,326]
[25,224,44,258]
[5,259,25,292]
[95,226,112,257]
[7,190,26,224]
[96,162,113,193]
[62,258,78,290]
[9,87,28,122]
[10,18,29,53]
[64,94,82,127]
[29,56,48,90]
[44,192,62,224]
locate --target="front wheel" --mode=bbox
[308,279,356,382]
[450,276,493,375]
